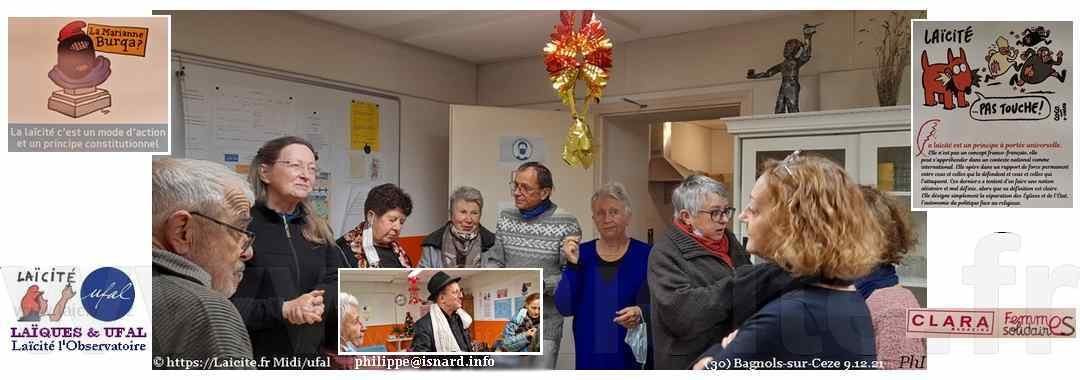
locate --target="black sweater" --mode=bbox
[231,202,347,360]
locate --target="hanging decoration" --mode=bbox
[543,10,613,169]
[408,276,422,304]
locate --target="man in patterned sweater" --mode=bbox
[484,161,581,369]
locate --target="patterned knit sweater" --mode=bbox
[867,286,926,369]
[483,204,582,295]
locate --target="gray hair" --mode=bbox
[672,174,727,218]
[339,292,359,317]
[152,158,254,230]
[449,186,484,214]
[591,182,632,214]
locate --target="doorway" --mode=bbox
[600,105,741,245]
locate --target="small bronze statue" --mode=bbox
[747,23,820,113]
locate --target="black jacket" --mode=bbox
[231,202,347,359]
[647,224,795,369]
[411,308,472,352]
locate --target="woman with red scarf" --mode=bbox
[647,175,794,369]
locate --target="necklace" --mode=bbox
[597,238,630,262]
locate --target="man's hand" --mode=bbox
[613,306,642,329]
[561,235,581,265]
[282,289,325,325]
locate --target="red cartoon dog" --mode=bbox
[921,48,974,110]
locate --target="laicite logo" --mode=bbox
[79,267,134,322]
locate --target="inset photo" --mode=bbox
[338,268,543,355]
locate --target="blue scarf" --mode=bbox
[519,199,554,221]
[854,264,899,299]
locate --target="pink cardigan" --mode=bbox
[866,286,926,369]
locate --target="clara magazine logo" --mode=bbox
[3,266,149,354]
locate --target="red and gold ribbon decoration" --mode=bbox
[543,10,612,169]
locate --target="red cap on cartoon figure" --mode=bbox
[58,20,88,41]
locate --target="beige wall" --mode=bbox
[600,119,655,242]
[163,10,477,236]
[710,128,735,176]
[448,105,595,241]
[477,10,917,114]
[668,122,711,173]
[164,11,476,105]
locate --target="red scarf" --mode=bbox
[675,220,733,268]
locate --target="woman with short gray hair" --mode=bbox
[555,182,652,369]
[419,186,497,268]
[647,174,793,369]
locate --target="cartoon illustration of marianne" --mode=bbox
[18,284,76,322]
[47,20,112,118]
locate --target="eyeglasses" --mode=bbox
[697,207,737,222]
[509,181,539,194]
[191,211,255,253]
[274,160,319,175]
[778,150,802,178]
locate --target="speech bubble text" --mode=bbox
[86,23,149,57]
[969,92,1051,121]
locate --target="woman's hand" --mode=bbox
[525,327,537,339]
[561,235,581,264]
[692,356,713,370]
[722,329,738,349]
[613,306,642,329]
[283,289,325,325]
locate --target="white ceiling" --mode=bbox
[295,10,803,64]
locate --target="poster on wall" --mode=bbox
[498,136,547,168]
[912,21,1072,208]
[494,299,512,320]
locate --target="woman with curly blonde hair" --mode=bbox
[694,152,883,369]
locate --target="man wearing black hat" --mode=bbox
[411,271,472,352]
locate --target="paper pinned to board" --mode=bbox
[350,100,379,152]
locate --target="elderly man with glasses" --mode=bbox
[152,158,255,367]
[484,161,581,369]
[648,174,795,369]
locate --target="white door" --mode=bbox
[448,105,596,241]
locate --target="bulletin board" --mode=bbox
[169,52,400,235]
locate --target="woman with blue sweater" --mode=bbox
[555,182,651,370]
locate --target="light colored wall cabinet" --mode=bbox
[726,106,926,301]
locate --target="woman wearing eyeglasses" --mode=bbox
[648,174,794,370]
[554,182,652,369]
[693,153,882,369]
[232,136,346,362]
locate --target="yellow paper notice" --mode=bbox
[350,100,380,152]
